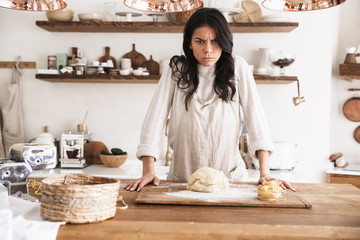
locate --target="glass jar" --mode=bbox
[103,2,116,21]
[257,48,273,75]
[75,63,86,75]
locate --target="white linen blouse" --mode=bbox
[136,55,274,163]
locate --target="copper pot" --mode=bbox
[343,96,360,122]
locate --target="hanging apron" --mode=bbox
[1,57,25,157]
[167,85,248,182]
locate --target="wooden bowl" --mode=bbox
[100,154,127,167]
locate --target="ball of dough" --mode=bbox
[186,167,229,193]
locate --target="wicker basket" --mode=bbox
[41,173,120,224]
[100,154,127,168]
[175,9,197,23]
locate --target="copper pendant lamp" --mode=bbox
[0,0,67,11]
[262,0,346,11]
[123,0,203,12]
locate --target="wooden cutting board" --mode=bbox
[141,55,159,75]
[122,43,146,69]
[234,0,262,23]
[135,182,312,208]
[84,141,109,164]
[99,46,117,68]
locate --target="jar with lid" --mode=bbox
[76,63,86,75]
[257,48,273,75]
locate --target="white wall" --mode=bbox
[0,0,358,183]
[331,1,360,162]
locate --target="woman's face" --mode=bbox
[189,24,222,66]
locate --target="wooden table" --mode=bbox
[50,181,360,240]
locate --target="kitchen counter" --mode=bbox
[28,159,170,180]
[50,181,360,239]
[326,165,360,189]
[28,159,298,182]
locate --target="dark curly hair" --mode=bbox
[170,7,235,110]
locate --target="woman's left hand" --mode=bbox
[258,175,297,192]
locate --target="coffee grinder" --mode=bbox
[59,130,91,168]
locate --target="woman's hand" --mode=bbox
[256,150,296,192]
[258,175,297,192]
[124,173,160,192]
[124,156,160,191]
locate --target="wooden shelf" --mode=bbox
[253,75,298,84]
[36,21,298,33]
[0,61,36,69]
[35,74,159,83]
[35,74,298,84]
[339,64,360,81]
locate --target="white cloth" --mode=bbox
[0,184,12,240]
[0,185,64,240]
[136,56,274,180]
[1,57,25,157]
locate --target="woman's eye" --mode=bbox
[195,40,204,44]
[212,39,218,44]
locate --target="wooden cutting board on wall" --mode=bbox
[141,55,159,75]
[122,43,146,69]
[135,182,312,208]
[99,46,117,68]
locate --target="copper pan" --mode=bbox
[354,126,360,144]
[343,96,360,122]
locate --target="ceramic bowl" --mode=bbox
[46,9,74,22]
[119,69,130,75]
[78,13,104,23]
[133,69,143,76]
[100,154,127,168]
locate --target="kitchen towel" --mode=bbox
[0,185,65,240]
[0,184,12,240]
[1,56,25,158]
[0,125,5,158]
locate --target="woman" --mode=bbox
[125,8,296,192]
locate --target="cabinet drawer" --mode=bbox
[327,173,360,189]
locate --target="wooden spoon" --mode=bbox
[99,46,117,68]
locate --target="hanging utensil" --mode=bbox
[343,95,360,122]
[354,126,360,144]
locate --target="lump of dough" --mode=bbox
[186,167,229,193]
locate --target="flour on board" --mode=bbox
[164,184,258,202]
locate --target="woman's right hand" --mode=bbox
[124,156,160,191]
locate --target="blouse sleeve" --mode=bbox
[235,56,274,158]
[136,64,176,160]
